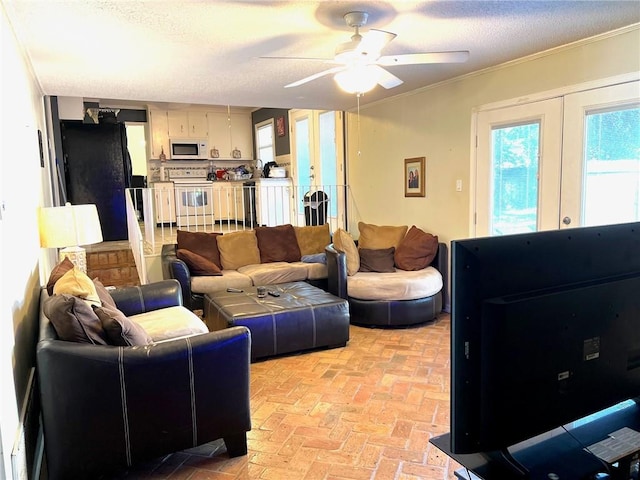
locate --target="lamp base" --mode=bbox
[59,246,87,273]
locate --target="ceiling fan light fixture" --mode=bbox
[334,65,378,94]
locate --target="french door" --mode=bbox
[475,80,640,236]
[289,109,345,230]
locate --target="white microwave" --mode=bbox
[169,139,208,160]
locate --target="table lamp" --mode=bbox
[39,203,103,273]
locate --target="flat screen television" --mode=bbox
[450,222,640,474]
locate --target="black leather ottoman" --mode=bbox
[203,282,350,361]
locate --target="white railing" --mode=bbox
[125,188,148,284]
[125,183,352,283]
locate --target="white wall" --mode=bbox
[346,26,640,250]
[126,123,148,176]
[0,4,51,479]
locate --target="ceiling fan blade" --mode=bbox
[377,51,470,66]
[284,66,346,88]
[369,65,403,89]
[357,29,396,57]
[260,56,332,62]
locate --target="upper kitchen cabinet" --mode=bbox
[207,111,253,160]
[148,109,169,159]
[168,111,208,138]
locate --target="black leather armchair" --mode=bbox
[37,280,252,480]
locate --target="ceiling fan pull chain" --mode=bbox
[357,93,361,157]
[227,104,233,157]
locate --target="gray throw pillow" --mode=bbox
[358,247,396,273]
[43,294,108,344]
[93,304,153,347]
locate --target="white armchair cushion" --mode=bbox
[130,306,208,342]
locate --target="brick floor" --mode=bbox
[107,314,462,479]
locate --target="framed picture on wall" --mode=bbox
[276,116,286,137]
[404,157,425,197]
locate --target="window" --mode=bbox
[255,119,275,165]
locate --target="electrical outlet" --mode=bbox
[456,179,463,192]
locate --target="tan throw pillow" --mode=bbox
[216,230,261,270]
[255,224,301,263]
[394,225,439,271]
[294,224,331,256]
[358,222,408,250]
[43,294,108,344]
[359,247,396,273]
[92,278,117,308]
[176,229,223,269]
[53,267,100,305]
[93,304,152,346]
[177,249,223,276]
[333,228,360,276]
[46,257,75,295]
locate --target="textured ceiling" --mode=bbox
[4,1,640,111]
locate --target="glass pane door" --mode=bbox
[560,81,640,228]
[290,109,345,230]
[490,122,540,235]
[475,98,562,237]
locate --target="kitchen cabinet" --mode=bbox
[207,112,253,159]
[153,182,176,224]
[212,182,245,222]
[148,110,169,159]
[168,111,208,138]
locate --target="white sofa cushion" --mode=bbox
[130,305,208,342]
[304,261,328,281]
[237,261,308,285]
[347,266,443,301]
[191,270,253,294]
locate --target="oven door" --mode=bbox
[175,184,214,227]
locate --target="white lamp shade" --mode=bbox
[334,66,379,94]
[39,203,103,248]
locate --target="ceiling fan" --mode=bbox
[270,11,470,94]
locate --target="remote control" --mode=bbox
[268,291,280,297]
[227,287,243,293]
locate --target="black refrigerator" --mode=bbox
[61,121,132,241]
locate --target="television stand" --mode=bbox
[430,400,640,480]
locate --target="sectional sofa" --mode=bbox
[162,224,331,310]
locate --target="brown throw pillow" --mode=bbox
[333,228,360,276]
[93,304,152,346]
[93,278,117,308]
[177,249,223,276]
[359,247,396,273]
[394,225,439,271]
[43,294,108,344]
[46,257,75,295]
[294,224,331,255]
[176,229,223,269]
[358,222,408,250]
[255,224,302,263]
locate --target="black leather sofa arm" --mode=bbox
[161,244,198,310]
[325,244,348,299]
[110,279,183,316]
[37,326,252,479]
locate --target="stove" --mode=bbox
[170,168,215,227]
[169,168,212,186]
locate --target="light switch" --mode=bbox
[456,179,463,192]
